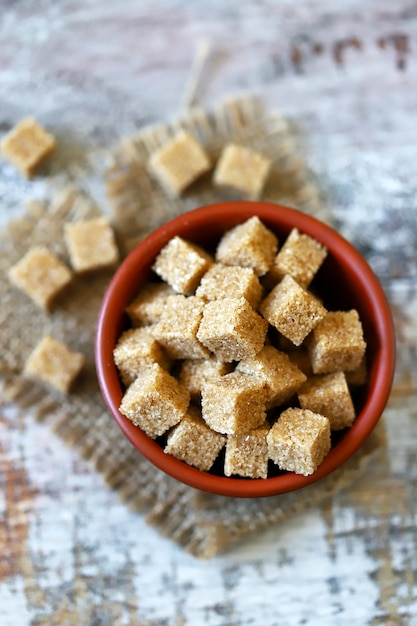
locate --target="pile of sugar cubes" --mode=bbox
[115,217,367,478]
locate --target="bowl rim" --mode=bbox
[95,201,396,498]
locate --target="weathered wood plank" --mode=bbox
[1,1,416,624]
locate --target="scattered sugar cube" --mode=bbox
[197,297,268,362]
[152,236,213,294]
[8,246,73,310]
[152,295,210,359]
[148,130,211,196]
[24,335,84,394]
[215,216,278,276]
[260,274,327,346]
[113,327,171,387]
[195,263,263,308]
[165,406,226,471]
[298,371,356,431]
[213,143,272,198]
[268,228,328,288]
[119,363,190,439]
[201,371,268,435]
[179,357,231,403]
[126,282,175,327]
[224,423,270,479]
[64,217,119,273]
[236,345,307,408]
[267,407,331,476]
[0,117,57,178]
[308,310,366,374]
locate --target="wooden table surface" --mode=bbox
[1,1,416,624]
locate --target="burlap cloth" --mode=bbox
[0,95,383,558]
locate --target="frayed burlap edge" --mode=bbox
[0,94,380,559]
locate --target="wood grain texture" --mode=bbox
[1,0,416,624]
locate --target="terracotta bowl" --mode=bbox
[95,201,395,497]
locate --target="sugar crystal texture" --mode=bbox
[268,228,328,288]
[197,296,268,362]
[267,407,331,476]
[152,295,210,359]
[308,310,366,374]
[126,282,175,327]
[195,262,263,308]
[152,236,213,294]
[224,423,270,479]
[119,363,190,439]
[298,371,356,431]
[236,345,307,408]
[215,216,278,277]
[201,371,268,435]
[260,274,327,346]
[165,406,226,472]
[179,357,231,403]
[113,327,171,387]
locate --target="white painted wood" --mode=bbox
[1,1,416,623]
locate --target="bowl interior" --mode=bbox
[95,201,395,497]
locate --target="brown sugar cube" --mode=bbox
[119,363,190,439]
[113,327,171,387]
[8,246,73,310]
[236,345,307,409]
[224,423,270,479]
[152,236,213,295]
[64,217,119,273]
[126,282,175,327]
[308,310,366,374]
[24,335,84,394]
[260,274,327,346]
[298,371,356,431]
[215,216,278,277]
[213,144,272,199]
[152,295,210,359]
[195,263,263,309]
[179,357,231,403]
[201,371,268,435]
[165,406,226,472]
[267,407,331,476]
[197,297,268,362]
[148,130,211,196]
[268,228,328,288]
[0,117,57,178]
